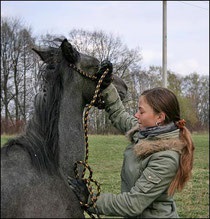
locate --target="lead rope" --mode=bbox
[68,64,110,219]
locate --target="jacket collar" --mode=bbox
[134,136,186,158]
[126,123,186,157]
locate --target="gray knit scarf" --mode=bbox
[139,122,178,139]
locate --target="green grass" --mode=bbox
[1,134,16,146]
[173,134,209,218]
[1,133,209,218]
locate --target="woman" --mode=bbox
[69,62,195,218]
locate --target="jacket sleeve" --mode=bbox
[101,83,138,134]
[92,151,179,217]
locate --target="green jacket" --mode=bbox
[90,84,185,218]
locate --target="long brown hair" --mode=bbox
[141,87,195,196]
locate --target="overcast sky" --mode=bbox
[1,1,209,76]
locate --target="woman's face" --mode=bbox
[134,96,164,130]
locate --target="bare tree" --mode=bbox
[1,17,17,132]
[1,17,36,134]
[181,73,209,130]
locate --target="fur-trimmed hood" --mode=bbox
[134,138,186,158]
[126,124,186,158]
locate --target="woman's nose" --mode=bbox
[134,112,139,119]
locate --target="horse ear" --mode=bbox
[61,39,80,64]
[32,48,53,63]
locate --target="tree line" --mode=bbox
[1,17,209,135]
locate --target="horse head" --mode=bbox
[33,38,127,106]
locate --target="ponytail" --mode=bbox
[168,122,195,196]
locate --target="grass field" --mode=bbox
[1,133,209,218]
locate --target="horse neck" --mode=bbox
[58,89,86,177]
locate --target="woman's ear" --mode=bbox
[157,112,166,124]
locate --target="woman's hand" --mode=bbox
[97,60,113,90]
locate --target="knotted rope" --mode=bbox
[68,63,110,218]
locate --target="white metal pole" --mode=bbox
[162,1,167,88]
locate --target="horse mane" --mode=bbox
[4,46,64,175]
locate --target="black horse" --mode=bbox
[1,38,128,218]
